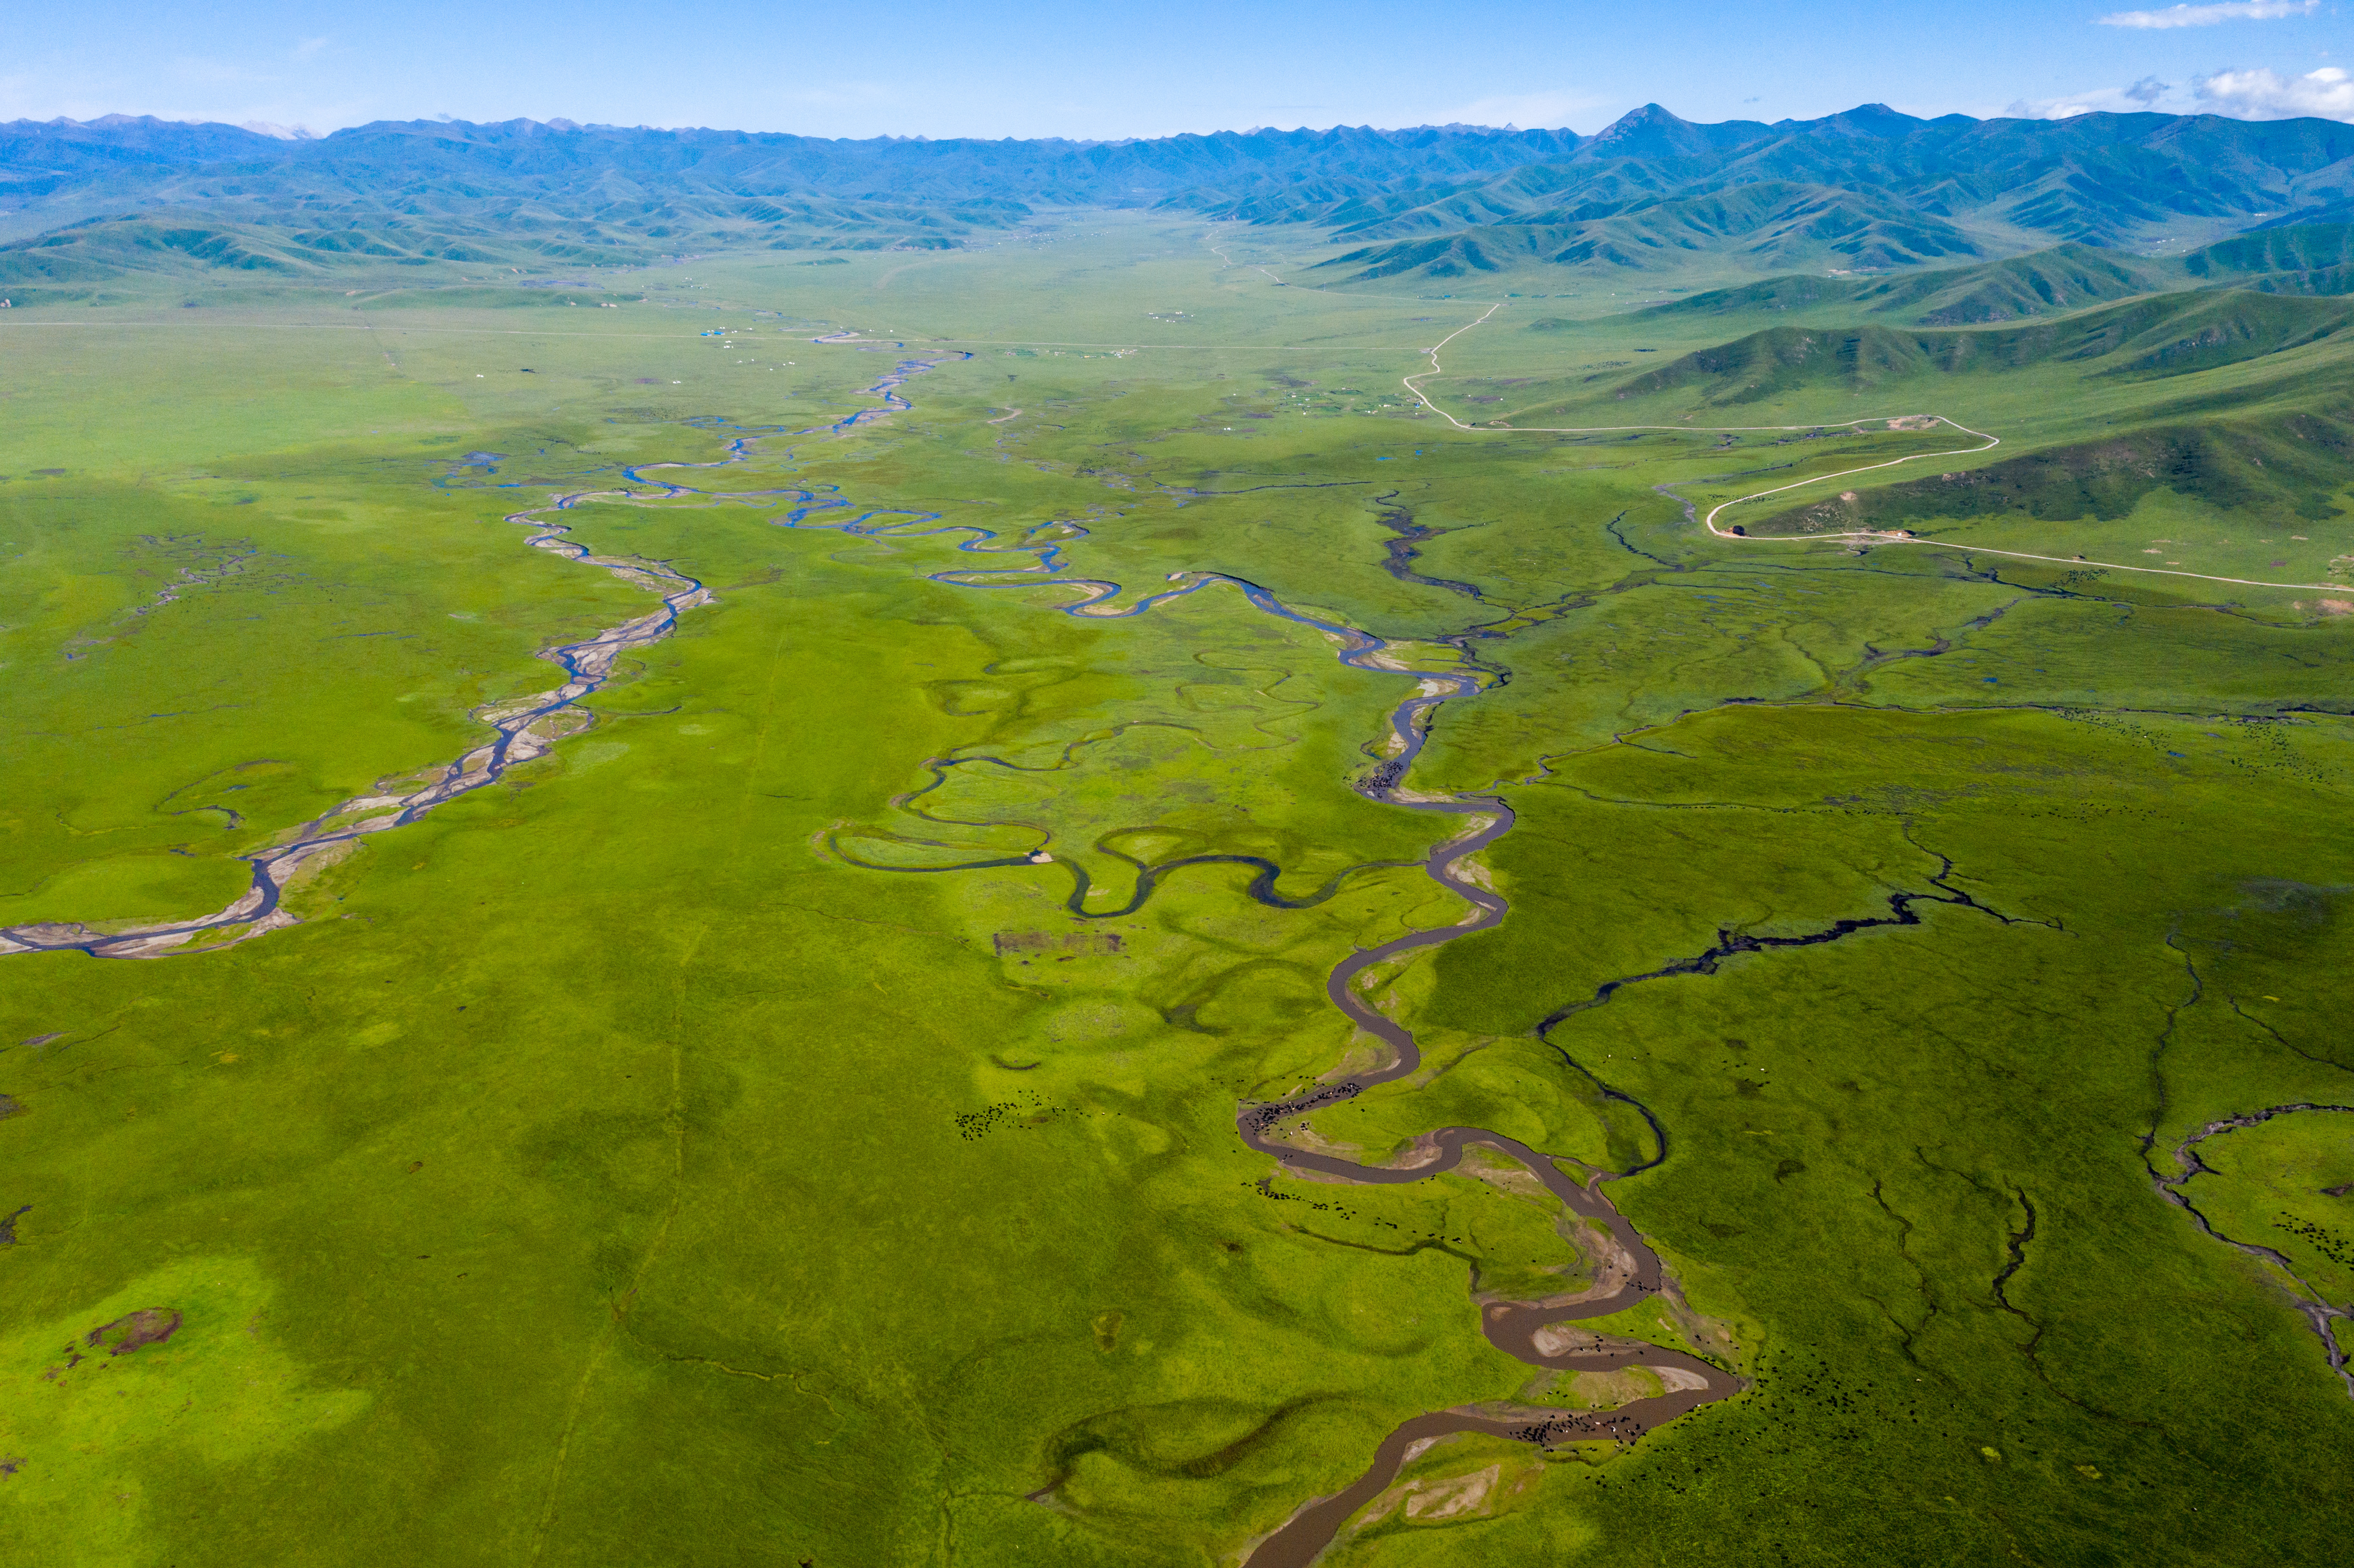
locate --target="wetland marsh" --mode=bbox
[3,212,2351,1566]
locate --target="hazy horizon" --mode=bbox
[16,93,2353,146]
[7,0,2348,141]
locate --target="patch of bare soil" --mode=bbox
[87,1309,182,1355]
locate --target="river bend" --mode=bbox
[0,334,1742,1565]
[782,337,1744,1563]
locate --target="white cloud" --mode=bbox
[2195,65,2354,118]
[2005,66,2354,123]
[2099,0,2315,28]
[2006,76,2178,117]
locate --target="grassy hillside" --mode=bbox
[1312,180,1991,283]
[2184,223,2354,297]
[1753,409,2354,537]
[1604,290,2352,406]
[1607,245,2163,327]
[1420,282,2354,460]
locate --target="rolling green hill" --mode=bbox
[1753,407,2354,537]
[1623,245,2163,326]
[1607,290,2354,406]
[2185,223,2354,297]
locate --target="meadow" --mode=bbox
[1,211,2349,1565]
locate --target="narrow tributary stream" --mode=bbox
[0,501,712,959]
[2149,1102,2354,1397]
[0,349,953,960]
[3,336,1742,1561]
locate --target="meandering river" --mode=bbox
[1,332,1741,1561]
[778,338,1745,1561]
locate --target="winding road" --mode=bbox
[1397,302,2347,594]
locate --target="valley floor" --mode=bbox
[2,214,2350,1567]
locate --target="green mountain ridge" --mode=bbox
[8,103,2354,289]
[1188,103,2354,282]
[1315,180,1992,280]
[1614,239,2351,333]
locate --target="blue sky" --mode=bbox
[3,0,2347,137]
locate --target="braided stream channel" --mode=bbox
[0,345,961,961]
[0,498,714,959]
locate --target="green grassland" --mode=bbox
[2,211,2350,1565]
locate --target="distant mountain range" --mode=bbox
[0,113,1585,206]
[1255,105,2354,281]
[3,105,2353,290]
[0,114,1585,288]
